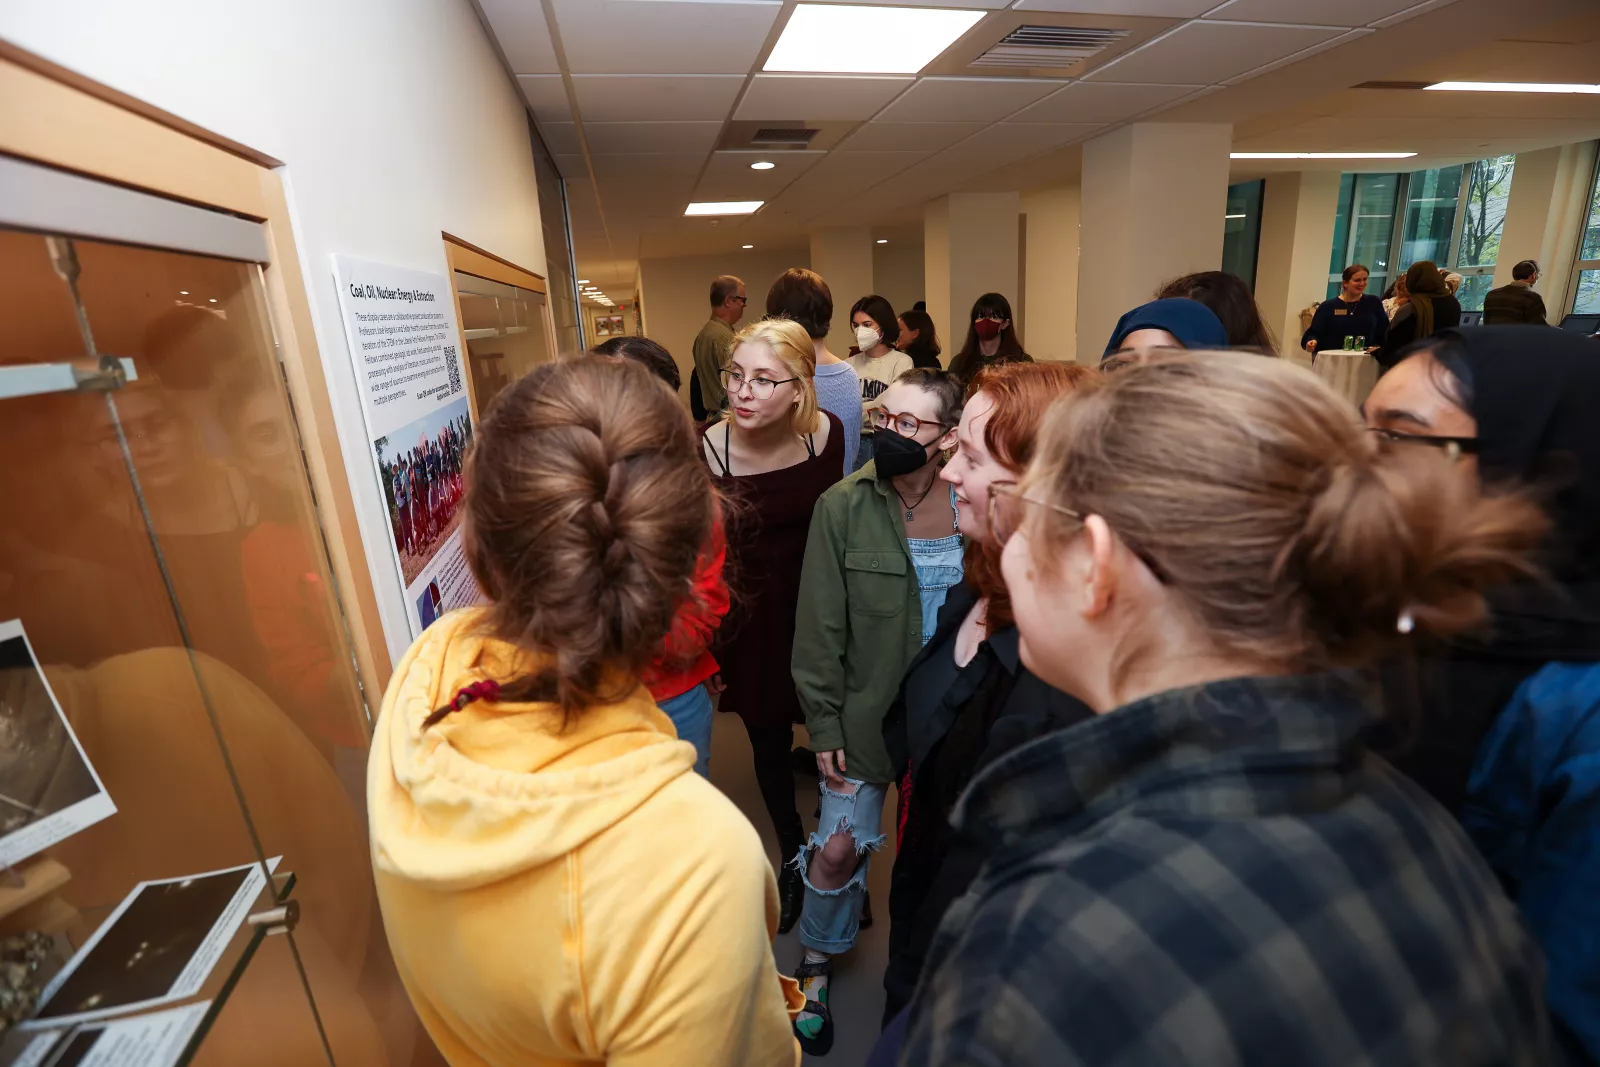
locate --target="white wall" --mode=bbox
[1021,187,1080,362]
[872,240,926,324]
[0,0,549,665]
[1255,171,1342,354]
[809,228,874,356]
[1493,140,1599,320]
[637,248,811,401]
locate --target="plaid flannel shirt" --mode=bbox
[900,673,1553,1067]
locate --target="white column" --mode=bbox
[924,192,1022,357]
[1021,186,1080,363]
[1255,171,1342,354]
[1493,140,1599,321]
[923,199,952,354]
[1076,122,1232,361]
[809,226,874,355]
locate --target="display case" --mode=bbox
[0,69,441,1067]
[454,270,553,414]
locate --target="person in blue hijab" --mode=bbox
[1102,298,1229,368]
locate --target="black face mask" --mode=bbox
[871,427,932,478]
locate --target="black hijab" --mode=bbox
[1380,326,1600,810]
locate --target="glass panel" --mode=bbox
[1349,173,1400,277]
[1328,172,1355,277]
[1456,154,1516,268]
[1575,269,1600,314]
[1580,162,1600,262]
[1221,180,1264,290]
[530,116,580,355]
[1455,270,1497,313]
[0,224,441,1064]
[1400,165,1463,267]
[458,274,552,415]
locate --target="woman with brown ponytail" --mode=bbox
[890,352,1554,1066]
[368,358,802,1067]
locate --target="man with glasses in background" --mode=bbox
[692,274,747,419]
[1483,260,1550,326]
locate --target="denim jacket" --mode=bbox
[1465,661,1600,1066]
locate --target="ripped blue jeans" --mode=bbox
[795,775,889,955]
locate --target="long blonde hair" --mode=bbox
[730,317,820,435]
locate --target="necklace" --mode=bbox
[894,476,939,522]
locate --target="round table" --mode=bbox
[1308,347,1379,409]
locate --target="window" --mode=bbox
[1222,179,1264,289]
[1325,155,1516,310]
[1573,156,1600,314]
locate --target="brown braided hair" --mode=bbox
[446,356,715,723]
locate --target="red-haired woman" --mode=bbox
[879,360,1097,1021]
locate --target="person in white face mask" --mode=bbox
[848,294,914,472]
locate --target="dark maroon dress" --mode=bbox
[702,411,844,729]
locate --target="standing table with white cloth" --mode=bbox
[1308,347,1380,409]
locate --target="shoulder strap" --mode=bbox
[706,422,732,477]
[804,425,818,459]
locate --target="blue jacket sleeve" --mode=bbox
[1463,664,1600,1066]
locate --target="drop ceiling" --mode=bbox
[473,0,1600,294]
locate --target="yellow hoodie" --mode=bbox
[369,609,802,1066]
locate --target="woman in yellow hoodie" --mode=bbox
[368,357,803,1066]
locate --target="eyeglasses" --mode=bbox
[1366,426,1480,461]
[731,295,748,305]
[974,311,1005,322]
[987,482,1169,582]
[720,367,797,400]
[868,408,946,438]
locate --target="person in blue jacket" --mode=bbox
[1101,297,1228,368]
[1364,325,1600,1066]
[1303,263,1389,356]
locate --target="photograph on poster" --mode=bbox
[0,620,115,869]
[376,396,473,588]
[14,1002,210,1067]
[415,580,443,629]
[29,860,275,1028]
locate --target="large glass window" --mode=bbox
[1327,173,1400,297]
[1399,164,1462,267]
[1573,158,1600,315]
[1222,180,1264,289]
[1454,155,1517,311]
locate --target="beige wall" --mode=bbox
[1255,171,1342,354]
[925,192,1022,358]
[872,240,926,326]
[636,248,810,401]
[810,227,875,355]
[1493,140,1599,321]
[1077,122,1231,361]
[924,199,952,358]
[1021,187,1080,362]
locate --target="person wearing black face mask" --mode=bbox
[789,367,964,1055]
[948,292,1031,383]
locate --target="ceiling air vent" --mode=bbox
[972,25,1128,70]
[749,127,820,146]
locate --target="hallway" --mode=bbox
[709,710,898,1067]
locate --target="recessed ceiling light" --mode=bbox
[178,290,189,295]
[1230,152,1416,159]
[766,4,985,75]
[577,279,589,284]
[742,244,754,249]
[876,239,888,244]
[750,161,776,171]
[1425,81,1600,94]
[209,298,218,303]
[685,201,764,216]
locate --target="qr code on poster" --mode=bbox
[444,347,461,395]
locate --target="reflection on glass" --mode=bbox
[455,272,551,415]
[0,227,441,1065]
[1400,165,1462,267]
[1575,270,1600,315]
[1221,180,1263,289]
[1457,155,1515,268]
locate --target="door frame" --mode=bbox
[0,42,393,698]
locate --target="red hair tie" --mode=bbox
[423,679,501,729]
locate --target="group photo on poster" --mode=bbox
[376,396,473,588]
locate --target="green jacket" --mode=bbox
[693,317,735,410]
[793,461,926,785]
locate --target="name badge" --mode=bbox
[1333,308,1349,316]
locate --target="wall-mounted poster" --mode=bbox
[0,618,115,869]
[330,256,485,637]
[593,315,611,338]
[608,315,624,335]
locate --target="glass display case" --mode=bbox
[0,157,440,1065]
[454,271,552,415]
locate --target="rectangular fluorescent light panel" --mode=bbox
[1231,152,1416,160]
[684,201,764,216]
[1426,81,1600,94]
[765,4,986,75]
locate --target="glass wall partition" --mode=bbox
[1326,173,1401,297]
[0,156,438,1066]
[456,271,552,415]
[1571,157,1600,315]
[1222,180,1264,290]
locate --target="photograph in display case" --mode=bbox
[13,1002,210,1067]
[0,619,115,869]
[26,860,277,1028]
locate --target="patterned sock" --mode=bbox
[795,950,831,1039]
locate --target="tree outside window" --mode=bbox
[1454,155,1517,312]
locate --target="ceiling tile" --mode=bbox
[916,123,1096,187]
[551,0,782,75]
[694,150,828,200]
[479,0,559,73]
[803,0,1011,6]
[735,75,914,121]
[1010,81,1204,124]
[552,153,589,179]
[873,77,1067,123]
[762,151,928,218]
[1221,28,1372,85]
[571,75,746,122]
[588,153,709,181]
[1087,21,1346,85]
[1012,0,1215,13]
[838,121,988,153]
[541,123,583,156]
[1202,0,1408,25]
[518,75,571,125]
[582,121,725,154]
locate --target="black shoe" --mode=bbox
[859,889,873,931]
[793,957,834,1056]
[791,746,816,776]
[777,859,804,935]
